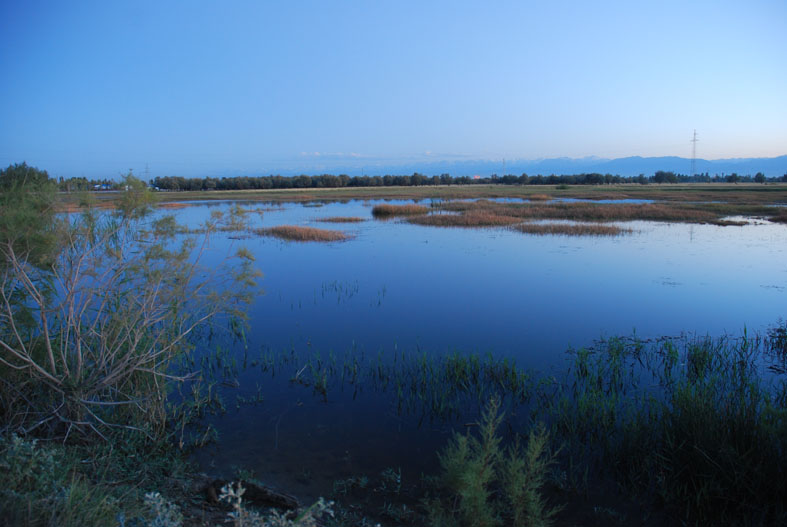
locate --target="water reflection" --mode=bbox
[166,199,787,499]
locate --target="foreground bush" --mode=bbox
[0,172,259,441]
[426,398,560,527]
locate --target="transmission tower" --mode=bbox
[690,130,698,178]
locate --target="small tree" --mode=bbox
[754,172,766,184]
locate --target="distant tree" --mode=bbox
[754,172,766,183]
[653,170,678,184]
[725,173,740,183]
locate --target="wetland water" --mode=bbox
[172,199,787,500]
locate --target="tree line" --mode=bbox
[2,163,785,193]
[149,170,787,191]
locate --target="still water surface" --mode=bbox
[172,199,786,499]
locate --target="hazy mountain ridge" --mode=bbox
[363,155,787,178]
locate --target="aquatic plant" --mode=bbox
[314,216,366,223]
[542,334,787,524]
[371,203,429,217]
[511,221,632,236]
[436,198,782,224]
[254,225,351,242]
[408,211,522,228]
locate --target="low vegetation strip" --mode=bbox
[408,211,523,227]
[512,222,632,236]
[254,225,351,242]
[314,216,366,223]
[371,203,429,217]
[438,198,785,224]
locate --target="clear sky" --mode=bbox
[1,0,785,178]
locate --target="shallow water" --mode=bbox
[171,198,787,499]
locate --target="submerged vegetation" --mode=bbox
[254,225,351,242]
[256,330,787,525]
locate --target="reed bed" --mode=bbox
[314,216,366,223]
[371,203,429,217]
[440,199,730,223]
[513,222,632,236]
[156,202,190,209]
[408,211,523,228]
[527,193,552,201]
[253,225,350,242]
[770,209,787,223]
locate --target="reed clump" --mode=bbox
[371,203,429,217]
[440,199,722,223]
[512,222,632,236]
[314,216,366,223]
[408,211,523,228]
[543,334,787,525]
[254,225,351,242]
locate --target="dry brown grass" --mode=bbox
[371,203,430,217]
[314,216,366,223]
[408,211,523,227]
[253,225,351,242]
[156,202,190,209]
[513,222,632,236]
[440,200,723,223]
[527,194,552,201]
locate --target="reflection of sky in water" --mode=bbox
[176,199,787,370]
[173,199,787,497]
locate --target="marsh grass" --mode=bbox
[436,199,786,224]
[260,330,787,525]
[512,222,632,236]
[157,202,191,209]
[314,216,366,223]
[408,211,523,228]
[371,203,429,217]
[542,334,787,525]
[254,225,351,242]
[527,194,552,201]
[770,209,787,223]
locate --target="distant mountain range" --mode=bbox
[352,155,787,178]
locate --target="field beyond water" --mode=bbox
[4,180,787,526]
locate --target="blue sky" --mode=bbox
[1,0,785,178]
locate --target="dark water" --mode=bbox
[171,199,787,500]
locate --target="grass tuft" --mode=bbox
[254,225,351,242]
[371,203,429,217]
[512,222,632,236]
[314,216,366,223]
[409,211,523,228]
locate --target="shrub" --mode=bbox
[0,172,260,441]
[426,398,560,527]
